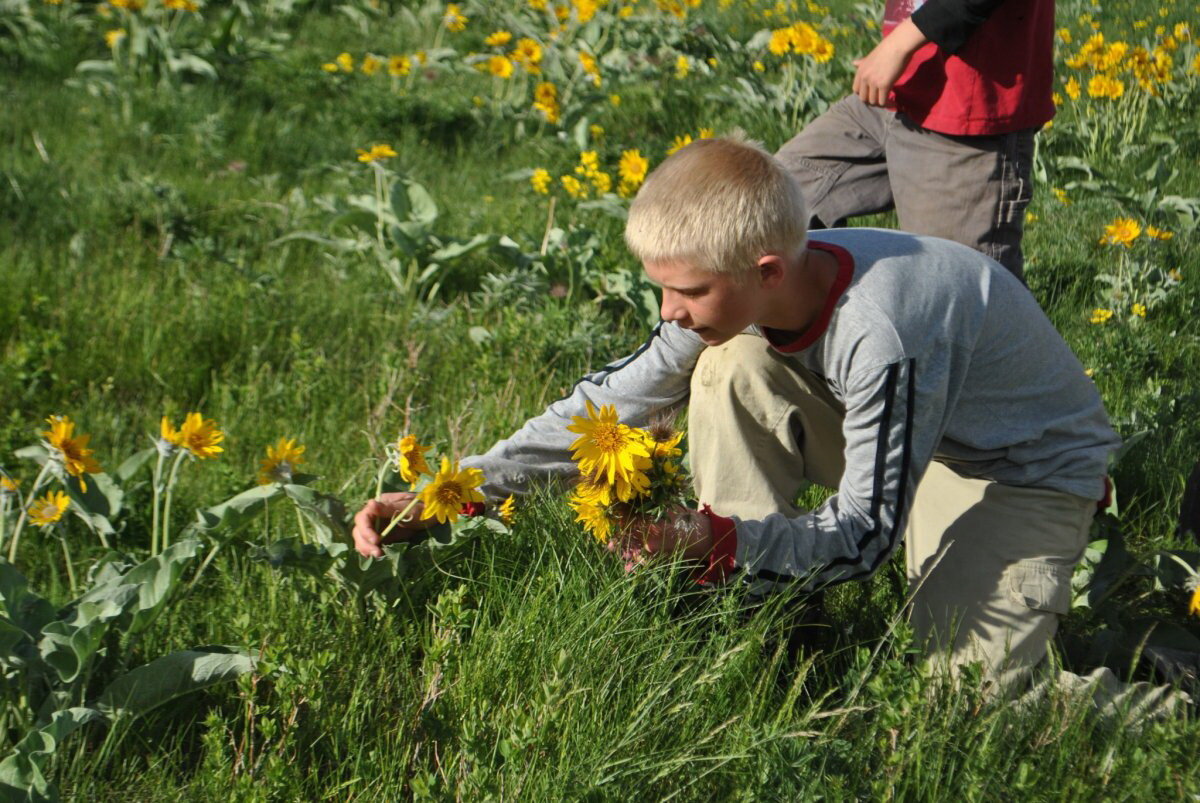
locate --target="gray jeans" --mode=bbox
[776,95,1037,280]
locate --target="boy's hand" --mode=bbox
[611,506,714,564]
[852,17,928,107]
[352,492,434,558]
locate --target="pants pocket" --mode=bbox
[1004,559,1073,615]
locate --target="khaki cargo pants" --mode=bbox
[689,335,1095,693]
[775,95,1038,281]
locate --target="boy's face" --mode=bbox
[643,259,765,346]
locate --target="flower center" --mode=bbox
[592,424,625,454]
[436,482,463,505]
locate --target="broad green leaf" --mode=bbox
[0,563,55,643]
[250,537,347,580]
[96,647,256,721]
[183,484,284,538]
[0,707,103,802]
[282,484,351,544]
[430,233,494,262]
[403,180,438,226]
[39,585,138,683]
[114,448,155,484]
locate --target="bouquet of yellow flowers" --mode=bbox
[565,401,689,543]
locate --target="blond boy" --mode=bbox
[354,136,1119,692]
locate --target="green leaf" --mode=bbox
[403,180,439,226]
[281,484,351,544]
[95,647,256,721]
[62,473,122,538]
[250,537,347,580]
[38,585,139,683]
[0,707,103,802]
[167,54,217,80]
[114,448,155,484]
[429,233,495,262]
[183,484,284,539]
[37,539,204,683]
[0,563,55,646]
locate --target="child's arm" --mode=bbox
[463,321,706,500]
[854,17,929,107]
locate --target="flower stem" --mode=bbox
[151,449,165,556]
[377,495,423,541]
[59,535,77,595]
[160,451,187,554]
[8,461,52,564]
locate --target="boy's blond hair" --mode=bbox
[625,134,808,279]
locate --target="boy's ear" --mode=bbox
[756,254,787,288]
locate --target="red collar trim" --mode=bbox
[763,241,854,353]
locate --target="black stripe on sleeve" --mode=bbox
[551,321,667,404]
[749,359,915,587]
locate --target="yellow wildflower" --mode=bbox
[566,401,652,490]
[618,148,649,197]
[667,134,693,155]
[753,60,765,72]
[41,415,102,491]
[609,93,621,106]
[1099,217,1141,246]
[336,52,354,72]
[1,477,18,494]
[321,62,339,73]
[388,55,411,77]
[675,54,690,78]
[443,3,468,32]
[393,434,432,483]
[160,416,183,448]
[1130,303,1147,318]
[258,437,306,485]
[485,31,513,47]
[178,412,224,459]
[531,168,552,194]
[512,37,544,69]
[568,480,613,542]
[589,124,605,140]
[532,82,560,123]
[418,458,486,524]
[488,55,514,78]
[1052,188,1070,205]
[361,55,382,76]
[1057,27,1072,44]
[357,143,398,163]
[561,174,587,199]
[28,491,70,528]
[1189,586,1200,618]
[579,50,601,85]
[1064,76,1081,100]
[104,28,126,48]
[163,0,198,10]
[1087,74,1124,100]
[1145,226,1173,240]
[498,495,517,526]
[109,0,145,9]
[1089,308,1114,324]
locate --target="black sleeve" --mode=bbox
[910,0,1009,54]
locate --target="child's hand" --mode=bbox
[352,492,434,558]
[852,17,928,107]
[612,506,714,563]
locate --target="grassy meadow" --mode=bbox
[1,0,1198,798]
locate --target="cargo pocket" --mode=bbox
[1003,559,1073,615]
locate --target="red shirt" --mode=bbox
[883,0,1056,136]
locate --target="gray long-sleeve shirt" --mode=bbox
[464,229,1119,588]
